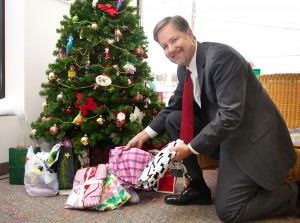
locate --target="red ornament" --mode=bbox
[98,4,118,16]
[134,92,143,103]
[66,107,72,114]
[152,109,158,116]
[49,125,59,136]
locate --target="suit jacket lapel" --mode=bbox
[196,42,205,98]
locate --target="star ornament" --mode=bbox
[64,152,71,158]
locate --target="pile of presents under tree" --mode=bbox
[9,138,182,211]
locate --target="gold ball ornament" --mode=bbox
[42,102,48,110]
[91,23,98,30]
[48,72,57,81]
[49,125,59,136]
[81,134,89,146]
[96,115,105,125]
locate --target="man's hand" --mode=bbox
[169,143,192,161]
[123,130,151,150]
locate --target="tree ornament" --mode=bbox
[152,109,158,116]
[114,111,127,130]
[57,48,65,58]
[92,0,98,7]
[96,115,105,125]
[42,102,48,110]
[134,92,143,103]
[134,46,144,57]
[48,72,57,81]
[57,92,66,101]
[123,62,136,74]
[114,27,122,42]
[66,107,72,114]
[144,97,151,108]
[95,74,112,87]
[31,129,37,136]
[129,106,145,124]
[78,148,90,168]
[116,0,124,11]
[79,28,84,40]
[74,93,98,116]
[49,124,59,136]
[41,115,51,123]
[73,112,85,125]
[80,134,89,146]
[128,77,134,85]
[68,65,76,80]
[98,4,118,17]
[66,35,74,56]
[72,14,79,23]
[104,45,110,60]
[85,60,91,69]
[91,23,98,30]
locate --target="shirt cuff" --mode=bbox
[188,143,199,155]
[144,126,158,138]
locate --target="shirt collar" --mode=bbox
[187,43,197,75]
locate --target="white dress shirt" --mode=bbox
[145,44,200,155]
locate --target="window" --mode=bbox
[140,0,194,103]
[0,0,4,99]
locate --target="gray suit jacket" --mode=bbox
[149,42,296,190]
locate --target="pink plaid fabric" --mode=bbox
[109,146,153,190]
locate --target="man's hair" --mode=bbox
[153,15,191,42]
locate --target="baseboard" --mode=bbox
[0,162,9,176]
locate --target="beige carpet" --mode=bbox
[0,170,299,223]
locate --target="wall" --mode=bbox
[0,0,69,164]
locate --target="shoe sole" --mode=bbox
[164,198,212,206]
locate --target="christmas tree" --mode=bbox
[30,0,167,163]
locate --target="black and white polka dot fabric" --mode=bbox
[137,139,188,189]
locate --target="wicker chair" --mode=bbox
[197,73,300,182]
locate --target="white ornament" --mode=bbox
[91,23,98,30]
[92,0,98,7]
[95,75,112,87]
[129,106,145,124]
[31,129,37,135]
[117,112,126,121]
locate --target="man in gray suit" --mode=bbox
[125,15,298,222]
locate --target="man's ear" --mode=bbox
[187,28,195,40]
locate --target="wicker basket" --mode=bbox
[197,73,300,183]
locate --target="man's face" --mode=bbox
[157,24,196,67]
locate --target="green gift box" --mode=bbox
[9,147,41,185]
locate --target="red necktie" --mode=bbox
[180,69,194,143]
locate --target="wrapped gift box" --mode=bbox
[9,147,41,185]
[57,146,77,192]
[64,164,107,209]
[156,170,175,193]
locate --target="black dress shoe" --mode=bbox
[164,185,212,206]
